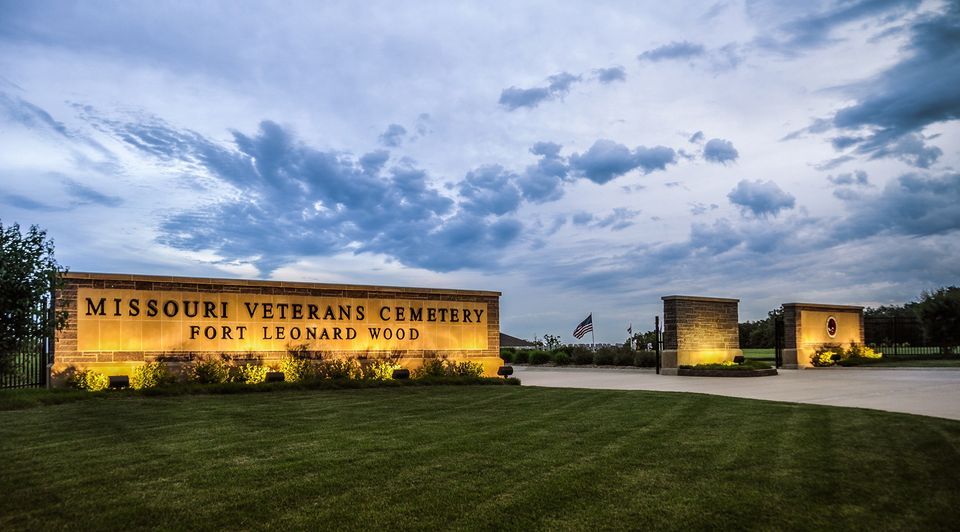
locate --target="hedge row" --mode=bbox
[61,354,487,392]
[1,376,521,411]
[500,346,656,367]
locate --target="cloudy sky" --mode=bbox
[1,0,958,342]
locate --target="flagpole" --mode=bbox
[591,312,595,350]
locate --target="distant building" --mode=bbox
[500,333,537,350]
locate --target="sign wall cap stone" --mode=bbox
[661,295,740,303]
[782,302,864,311]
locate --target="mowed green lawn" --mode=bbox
[741,348,775,359]
[2,387,960,531]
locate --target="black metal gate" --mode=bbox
[773,316,784,368]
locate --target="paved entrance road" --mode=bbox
[514,366,960,420]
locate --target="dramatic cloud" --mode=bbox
[834,172,960,240]
[689,202,719,215]
[866,133,943,169]
[832,4,959,159]
[787,3,958,167]
[516,141,569,203]
[568,139,676,184]
[727,179,796,217]
[593,66,626,83]
[830,136,863,150]
[571,212,593,225]
[688,131,704,144]
[703,138,739,164]
[359,150,390,175]
[1,193,57,211]
[753,0,921,54]
[498,71,581,110]
[136,119,527,273]
[378,124,407,147]
[593,208,640,231]
[458,165,522,216]
[63,178,122,207]
[638,41,705,62]
[827,170,870,186]
[81,112,693,274]
[0,92,69,137]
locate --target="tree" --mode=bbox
[864,303,917,318]
[913,286,960,349]
[738,308,782,348]
[0,221,67,376]
[631,330,658,350]
[542,334,561,351]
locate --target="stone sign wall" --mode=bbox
[54,272,501,381]
[781,303,863,369]
[661,295,742,374]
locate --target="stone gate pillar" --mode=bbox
[661,295,742,375]
[781,303,864,369]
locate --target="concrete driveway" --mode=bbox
[514,365,960,421]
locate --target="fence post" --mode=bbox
[774,317,784,368]
[655,316,661,375]
[891,317,898,356]
[45,290,55,388]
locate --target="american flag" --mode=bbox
[573,314,593,339]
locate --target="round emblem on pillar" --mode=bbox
[826,316,838,338]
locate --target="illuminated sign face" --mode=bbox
[76,288,489,352]
[826,316,838,338]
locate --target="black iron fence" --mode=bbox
[864,316,957,357]
[1,292,54,390]
[0,345,49,389]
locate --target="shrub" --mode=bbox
[529,350,551,365]
[187,356,232,384]
[279,355,317,382]
[362,359,400,381]
[633,351,656,367]
[414,357,448,378]
[412,358,483,378]
[65,368,109,391]
[811,344,844,367]
[552,352,571,365]
[500,350,514,363]
[593,348,616,366]
[513,350,530,364]
[847,343,882,359]
[131,362,174,389]
[237,363,268,384]
[448,360,484,378]
[319,359,361,380]
[280,344,325,381]
[570,346,594,365]
[613,349,635,367]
